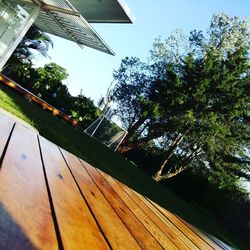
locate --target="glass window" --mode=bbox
[0,1,29,58]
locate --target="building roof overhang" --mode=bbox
[8,0,133,55]
[69,0,134,23]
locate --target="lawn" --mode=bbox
[0,82,248,250]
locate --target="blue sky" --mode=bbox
[36,0,250,104]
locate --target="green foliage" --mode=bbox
[2,63,37,89]
[31,63,71,109]
[3,60,100,128]
[70,91,99,128]
[31,64,99,127]
[113,13,250,189]
[113,15,250,244]
[113,57,152,129]
[1,22,104,128]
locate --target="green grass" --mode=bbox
[0,87,35,126]
[0,83,248,250]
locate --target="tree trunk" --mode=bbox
[153,165,187,181]
[153,135,183,181]
[117,144,135,154]
[118,119,168,154]
[153,147,202,182]
[117,137,149,153]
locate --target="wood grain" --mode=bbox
[146,197,219,250]
[61,149,141,250]
[80,159,163,250]
[114,177,203,250]
[99,170,182,250]
[123,187,199,249]
[0,124,58,249]
[0,112,226,250]
[39,136,109,250]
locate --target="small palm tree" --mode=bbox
[7,25,53,66]
[2,25,53,86]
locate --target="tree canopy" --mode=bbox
[113,13,250,186]
[70,90,100,128]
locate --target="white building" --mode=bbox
[0,0,133,69]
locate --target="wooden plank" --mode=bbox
[203,233,234,250]
[0,113,15,159]
[176,216,223,250]
[80,159,163,250]
[101,171,202,250]
[146,197,221,250]
[116,184,200,250]
[0,124,58,249]
[38,136,109,250]
[61,149,141,250]
[99,170,182,249]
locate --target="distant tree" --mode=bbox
[113,13,250,185]
[32,63,71,109]
[70,90,99,128]
[2,62,37,89]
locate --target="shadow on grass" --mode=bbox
[0,83,248,249]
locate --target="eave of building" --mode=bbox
[7,0,134,55]
[69,0,135,23]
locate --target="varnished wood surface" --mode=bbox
[61,149,141,250]
[0,113,229,249]
[0,113,14,159]
[0,124,57,249]
[99,170,193,250]
[39,136,109,250]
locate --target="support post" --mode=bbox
[0,4,41,70]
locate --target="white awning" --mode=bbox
[69,0,134,23]
[8,0,131,55]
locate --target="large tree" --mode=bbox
[113,13,250,184]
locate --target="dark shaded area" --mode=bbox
[0,204,35,250]
[123,147,164,175]
[124,147,250,246]
[163,170,250,245]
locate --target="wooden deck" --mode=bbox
[0,112,230,249]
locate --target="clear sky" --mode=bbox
[35,0,250,104]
